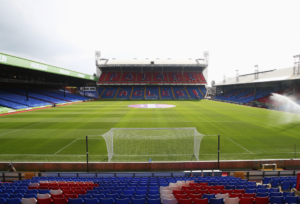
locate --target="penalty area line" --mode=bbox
[226,137,253,154]
[54,138,79,155]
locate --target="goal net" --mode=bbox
[99,128,204,162]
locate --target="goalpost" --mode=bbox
[96,128,205,162]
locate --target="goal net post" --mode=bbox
[98,128,206,162]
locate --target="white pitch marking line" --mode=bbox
[54,138,79,155]
[226,137,253,154]
[0,122,44,137]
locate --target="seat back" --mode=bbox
[224,197,239,204]
[254,197,269,204]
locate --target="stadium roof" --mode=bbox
[0,52,98,81]
[97,59,208,67]
[215,67,300,86]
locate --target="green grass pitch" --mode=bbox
[0,100,300,162]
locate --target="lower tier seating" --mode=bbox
[97,86,206,99]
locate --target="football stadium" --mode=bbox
[3,1,300,203]
[1,50,300,203]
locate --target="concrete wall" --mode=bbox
[1,159,300,172]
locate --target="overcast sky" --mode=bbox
[1,0,300,85]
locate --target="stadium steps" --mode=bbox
[196,87,204,97]
[114,87,120,98]
[158,87,161,99]
[130,87,134,99]
[6,89,55,104]
[99,88,106,98]
[171,87,176,98]
[184,87,191,99]
[30,90,71,102]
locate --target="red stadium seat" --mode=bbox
[209,189,221,194]
[214,186,225,190]
[189,183,198,187]
[71,187,82,190]
[173,190,185,195]
[51,194,64,199]
[199,183,208,186]
[188,194,202,202]
[61,188,71,191]
[197,189,209,194]
[182,186,192,191]
[81,186,93,190]
[194,198,208,204]
[233,189,245,194]
[184,190,197,196]
[52,198,68,204]
[175,194,189,201]
[37,198,53,204]
[240,197,254,204]
[193,186,203,191]
[254,197,269,204]
[203,186,214,191]
[242,193,255,198]
[39,187,50,190]
[221,190,233,194]
[74,190,86,195]
[229,193,242,198]
[178,198,192,204]
[64,194,78,200]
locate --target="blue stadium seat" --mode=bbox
[245,189,256,194]
[269,192,282,197]
[6,198,22,204]
[78,194,92,199]
[24,194,37,199]
[256,193,269,197]
[209,198,223,204]
[0,194,10,199]
[0,198,5,204]
[105,194,119,200]
[83,198,98,204]
[202,194,216,201]
[120,195,132,202]
[147,198,161,204]
[147,195,160,199]
[268,188,279,193]
[269,196,284,204]
[27,190,38,194]
[10,194,23,199]
[282,192,295,197]
[131,198,146,204]
[68,198,84,204]
[91,194,105,199]
[99,198,114,204]
[256,189,268,193]
[284,196,298,204]
[123,190,135,196]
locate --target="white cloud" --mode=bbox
[0,0,300,85]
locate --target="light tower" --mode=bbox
[236,70,239,82]
[293,55,300,75]
[223,74,226,84]
[254,65,259,79]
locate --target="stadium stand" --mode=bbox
[98,72,207,85]
[1,175,298,204]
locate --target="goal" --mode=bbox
[99,128,204,162]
